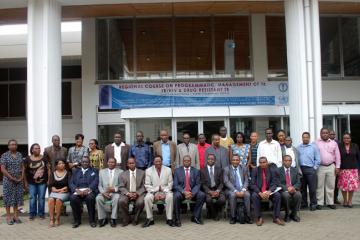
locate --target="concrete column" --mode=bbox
[284,0,322,144]
[27,0,62,149]
[82,18,98,142]
[251,14,268,81]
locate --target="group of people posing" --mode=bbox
[1,126,359,228]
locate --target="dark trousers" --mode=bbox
[301,166,317,207]
[334,176,339,202]
[251,191,281,219]
[119,194,145,224]
[226,191,251,219]
[205,191,226,218]
[70,192,96,224]
[281,191,302,216]
[174,191,206,220]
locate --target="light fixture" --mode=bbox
[146,57,151,61]
[199,30,205,34]
[141,30,146,35]
[197,56,201,60]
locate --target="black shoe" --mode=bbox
[245,217,253,224]
[316,205,322,210]
[284,214,290,223]
[142,219,154,228]
[110,219,117,228]
[191,216,203,225]
[132,219,139,226]
[99,219,108,227]
[174,219,182,227]
[166,219,174,227]
[72,222,81,228]
[90,222,97,228]
[290,215,300,222]
[229,218,236,224]
[328,205,336,209]
[310,205,317,211]
[300,205,308,210]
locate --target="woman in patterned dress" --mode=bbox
[230,132,250,167]
[338,133,360,207]
[0,139,24,225]
[88,139,104,170]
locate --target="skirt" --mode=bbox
[49,192,70,202]
[338,169,359,192]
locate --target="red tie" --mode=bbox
[157,168,161,177]
[286,169,291,187]
[261,168,267,192]
[185,168,190,192]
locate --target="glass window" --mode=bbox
[136,18,172,79]
[214,16,251,78]
[0,68,9,81]
[62,65,81,79]
[9,67,26,81]
[96,19,134,80]
[176,121,198,144]
[62,82,72,116]
[323,115,334,130]
[130,119,171,144]
[266,16,287,78]
[320,17,341,77]
[0,84,9,117]
[229,118,253,142]
[350,115,360,145]
[342,17,360,77]
[9,83,26,117]
[98,124,126,150]
[176,17,212,78]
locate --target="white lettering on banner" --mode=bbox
[99,81,288,109]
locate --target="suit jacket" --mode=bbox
[152,140,177,171]
[144,165,173,194]
[281,145,302,175]
[250,166,280,194]
[173,166,201,196]
[69,167,99,195]
[43,145,68,171]
[98,168,123,193]
[119,169,146,196]
[104,143,130,170]
[200,165,224,193]
[176,143,200,169]
[204,146,229,169]
[278,167,301,191]
[223,165,249,192]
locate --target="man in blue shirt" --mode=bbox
[297,132,321,211]
[129,131,152,170]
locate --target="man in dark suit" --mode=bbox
[173,155,206,227]
[279,155,302,222]
[251,156,284,226]
[200,153,225,221]
[119,157,146,226]
[223,154,252,224]
[204,134,229,169]
[104,132,130,170]
[69,156,99,228]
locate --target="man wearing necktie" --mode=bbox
[223,154,251,224]
[200,154,225,221]
[279,155,302,222]
[69,156,99,228]
[96,158,123,227]
[250,156,284,226]
[119,157,146,226]
[173,155,206,227]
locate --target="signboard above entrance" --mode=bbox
[99,81,288,110]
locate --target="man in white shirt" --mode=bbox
[257,128,282,168]
[104,132,130,170]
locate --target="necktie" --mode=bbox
[286,169,291,188]
[130,172,136,192]
[185,168,190,192]
[109,170,113,187]
[234,167,241,191]
[210,166,215,188]
[261,168,267,192]
[157,168,161,177]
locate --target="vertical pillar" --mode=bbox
[27,0,62,149]
[82,18,98,142]
[251,14,268,81]
[284,0,322,144]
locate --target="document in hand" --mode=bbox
[270,187,282,195]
